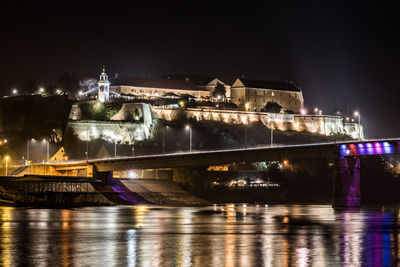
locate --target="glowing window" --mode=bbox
[271,91,274,96]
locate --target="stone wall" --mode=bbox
[153,107,364,139]
[68,102,154,144]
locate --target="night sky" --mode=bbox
[1,1,400,137]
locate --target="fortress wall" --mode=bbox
[153,107,363,138]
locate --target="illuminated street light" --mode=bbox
[12,89,17,95]
[354,110,361,140]
[42,139,49,161]
[3,139,7,144]
[314,107,318,113]
[78,90,83,96]
[39,87,45,93]
[163,126,168,154]
[269,122,275,147]
[300,108,306,115]
[5,156,9,176]
[185,125,192,152]
[318,110,322,115]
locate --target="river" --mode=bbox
[0,204,399,266]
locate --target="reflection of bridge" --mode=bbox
[20,138,400,207]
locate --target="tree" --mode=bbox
[57,72,80,96]
[261,102,283,113]
[22,80,38,95]
[212,82,226,99]
[79,78,98,93]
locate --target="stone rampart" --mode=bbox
[153,107,364,139]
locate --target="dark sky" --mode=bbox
[1,1,400,137]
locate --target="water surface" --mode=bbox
[0,205,399,266]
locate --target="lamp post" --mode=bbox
[269,122,275,147]
[354,111,361,140]
[5,156,9,176]
[185,125,192,152]
[162,126,167,154]
[245,124,248,149]
[132,146,135,157]
[27,139,30,162]
[43,139,49,161]
[114,142,117,157]
[86,127,89,160]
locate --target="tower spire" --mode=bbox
[102,65,105,73]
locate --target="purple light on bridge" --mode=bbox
[366,143,374,154]
[374,142,383,154]
[340,142,395,157]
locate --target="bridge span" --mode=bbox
[18,138,400,208]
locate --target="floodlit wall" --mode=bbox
[153,107,364,138]
[68,102,154,144]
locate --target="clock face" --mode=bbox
[99,86,104,92]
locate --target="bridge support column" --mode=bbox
[332,157,360,208]
[95,171,114,184]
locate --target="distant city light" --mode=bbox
[56,89,61,94]
[354,111,360,117]
[318,110,322,115]
[39,87,45,93]
[78,91,83,95]
[346,117,350,122]
[12,89,18,95]
[185,125,191,130]
[314,107,318,113]
[300,108,306,115]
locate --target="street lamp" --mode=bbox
[163,126,168,154]
[43,139,49,161]
[269,122,275,147]
[12,89,17,95]
[300,108,306,115]
[354,111,361,140]
[314,107,318,114]
[5,156,9,176]
[185,125,192,152]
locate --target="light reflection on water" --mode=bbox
[0,205,400,266]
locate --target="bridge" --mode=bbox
[18,138,400,208]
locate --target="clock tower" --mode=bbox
[98,66,110,102]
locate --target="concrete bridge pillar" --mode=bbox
[332,157,361,208]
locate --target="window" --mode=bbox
[247,97,250,101]
[271,91,274,96]
[238,98,241,102]
[263,91,266,95]
[254,108,257,112]
[263,98,266,103]
[254,90,257,95]
[280,100,283,104]
[254,98,257,102]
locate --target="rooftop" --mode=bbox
[233,78,301,92]
[112,76,208,91]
